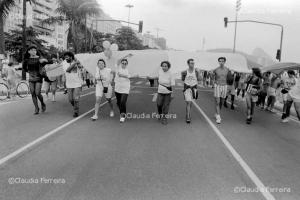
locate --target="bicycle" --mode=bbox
[0,77,30,100]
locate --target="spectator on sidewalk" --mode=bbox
[281,70,296,123]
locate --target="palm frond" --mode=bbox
[0,0,16,18]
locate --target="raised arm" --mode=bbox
[117,53,133,66]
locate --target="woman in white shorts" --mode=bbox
[91,59,114,121]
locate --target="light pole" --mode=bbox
[125,4,134,27]
[233,0,242,53]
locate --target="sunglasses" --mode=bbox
[121,62,128,65]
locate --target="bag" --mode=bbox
[159,84,172,92]
[281,89,288,94]
[103,87,108,94]
[152,92,158,102]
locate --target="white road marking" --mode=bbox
[192,100,276,200]
[0,98,114,167]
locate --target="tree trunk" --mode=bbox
[0,17,5,55]
[22,0,27,80]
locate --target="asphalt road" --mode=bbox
[0,79,299,200]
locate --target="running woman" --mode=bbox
[22,45,47,114]
[114,53,133,123]
[91,59,114,121]
[281,70,296,123]
[213,57,229,124]
[245,68,262,124]
[62,52,83,117]
[181,58,201,123]
[157,61,175,125]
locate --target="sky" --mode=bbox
[97,0,300,62]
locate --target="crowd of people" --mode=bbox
[1,45,300,126]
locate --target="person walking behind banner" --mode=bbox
[290,76,300,120]
[245,68,263,124]
[44,55,59,102]
[62,52,83,117]
[157,61,175,125]
[91,59,114,121]
[213,57,229,124]
[224,70,236,110]
[22,46,47,114]
[281,70,296,123]
[265,73,280,112]
[237,73,246,98]
[114,53,133,123]
[181,58,201,123]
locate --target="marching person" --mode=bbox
[114,53,133,123]
[91,59,114,121]
[157,61,175,125]
[62,52,83,117]
[245,68,263,124]
[213,57,230,124]
[265,73,281,112]
[281,70,296,123]
[290,75,300,120]
[224,70,236,110]
[22,45,47,114]
[181,58,201,123]
[44,55,59,102]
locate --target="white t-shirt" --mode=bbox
[290,78,300,101]
[62,61,83,88]
[158,69,175,94]
[95,67,112,87]
[184,69,198,86]
[114,66,130,94]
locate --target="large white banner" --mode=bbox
[75,50,250,78]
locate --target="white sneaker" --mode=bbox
[216,115,221,124]
[91,115,98,121]
[282,118,289,123]
[52,95,56,102]
[120,117,125,123]
[110,111,114,117]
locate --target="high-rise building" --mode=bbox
[4,0,68,50]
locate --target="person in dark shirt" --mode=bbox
[22,46,48,114]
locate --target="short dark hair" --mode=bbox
[218,57,226,62]
[187,58,194,64]
[287,70,295,76]
[252,68,262,78]
[121,58,128,64]
[161,61,171,69]
[98,59,106,67]
[63,51,75,60]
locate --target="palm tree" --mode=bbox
[43,0,103,53]
[0,0,16,55]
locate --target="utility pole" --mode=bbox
[233,0,241,53]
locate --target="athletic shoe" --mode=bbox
[224,102,228,108]
[231,105,235,110]
[52,96,56,102]
[34,108,39,115]
[41,104,46,112]
[91,115,98,121]
[282,118,289,123]
[281,113,286,120]
[120,117,125,123]
[216,115,221,124]
[110,111,114,117]
[162,118,168,125]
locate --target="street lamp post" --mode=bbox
[224,19,284,61]
[125,4,134,27]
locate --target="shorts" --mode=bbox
[267,87,276,97]
[227,85,236,96]
[283,93,293,102]
[246,92,258,103]
[96,84,112,99]
[214,84,227,98]
[184,88,193,102]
